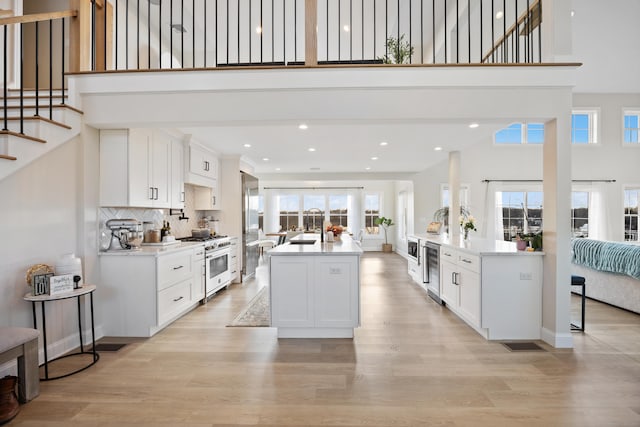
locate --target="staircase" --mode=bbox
[0,89,83,181]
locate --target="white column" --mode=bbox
[541,118,573,348]
[449,151,461,243]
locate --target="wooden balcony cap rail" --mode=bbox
[0,10,77,26]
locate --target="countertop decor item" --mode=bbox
[460,215,477,240]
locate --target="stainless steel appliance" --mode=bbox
[180,235,231,301]
[422,241,442,304]
[407,236,419,263]
[241,172,259,280]
[106,219,143,250]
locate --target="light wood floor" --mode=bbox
[12,253,640,426]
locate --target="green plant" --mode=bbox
[379,35,414,64]
[374,217,395,244]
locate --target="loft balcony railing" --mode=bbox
[1,1,543,132]
[86,0,542,71]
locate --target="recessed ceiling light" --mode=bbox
[380,141,388,146]
[310,167,321,171]
[343,25,350,32]
[365,167,371,170]
[469,123,479,129]
[371,156,378,160]
[275,167,281,171]
[308,148,316,152]
[571,10,575,17]
[434,147,443,151]
[255,26,262,34]
[298,123,308,130]
[262,157,269,161]
[243,143,251,148]
[495,11,504,19]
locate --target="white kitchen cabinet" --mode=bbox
[189,145,218,180]
[439,247,481,330]
[170,138,185,209]
[99,247,198,337]
[440,248,458,307]
[270,255,360,337]
[193,183,221,210]
[99,129,171,208]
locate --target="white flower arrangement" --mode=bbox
[460,215,477,233]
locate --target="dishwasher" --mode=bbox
[422,241,442,304]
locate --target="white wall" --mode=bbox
[0,134,85,370]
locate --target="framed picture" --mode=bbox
[31,273,53,296]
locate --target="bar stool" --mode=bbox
[570,275,586,332]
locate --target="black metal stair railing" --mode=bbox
[92,0,542,72]
[1,11,73,136]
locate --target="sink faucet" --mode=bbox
[305,208,324,242]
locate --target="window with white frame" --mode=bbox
[494,123,545,144]
[441,185,470,209]
[623,110,640,144]
[364,193,380,235]
[572,191,589,238]
[258,194,264,231]
[329,195,348,227]
[571,110,598,144]
[624,188,639,241]
[497,191,543,241]
[278,194,300,231]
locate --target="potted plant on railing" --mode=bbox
[374,217,395,252]
[378,35,414,64]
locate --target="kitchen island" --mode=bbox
[269,233,363,338]
[412,234,545,340]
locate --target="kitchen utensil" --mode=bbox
[106,219,144,250]
[192,228,211,239]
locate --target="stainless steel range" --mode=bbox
[181,235,232,301]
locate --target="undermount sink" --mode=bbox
[289,240,317,245]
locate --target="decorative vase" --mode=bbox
[382,243,393,253]
[463,229,469,241]
[0,376,20,425]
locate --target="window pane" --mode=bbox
[365,194,380,234]
[495,123,523,144]
[572,113,592,144]
[624,189,639,241]
[624,114,640,143]
[329,195,348,228]
[572,191,589,237]
[527,123,545,144]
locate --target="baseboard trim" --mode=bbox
[541,327,574,348]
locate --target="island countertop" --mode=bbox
[269,233,363,256]
[411,233,544,256]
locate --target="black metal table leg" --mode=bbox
[41,301,48,379]
[77,296,84,353]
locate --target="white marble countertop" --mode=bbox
[98,241,205,256]
[411,233,544,256]
[270,233,363,256]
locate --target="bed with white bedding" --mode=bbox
[571,239,640,314]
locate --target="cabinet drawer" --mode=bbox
[457,253,480,273]
[158,251,193,290]
[158,279,192,325]
[440,247,457,261]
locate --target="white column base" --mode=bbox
[541,327,574,348]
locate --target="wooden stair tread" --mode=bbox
[2,104,83,114]
[0,154,18,161]
[0,130,47,144]
[0,116,72,130]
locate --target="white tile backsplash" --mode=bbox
[99,184,221,239]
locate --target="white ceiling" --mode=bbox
[181,119,499,175]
